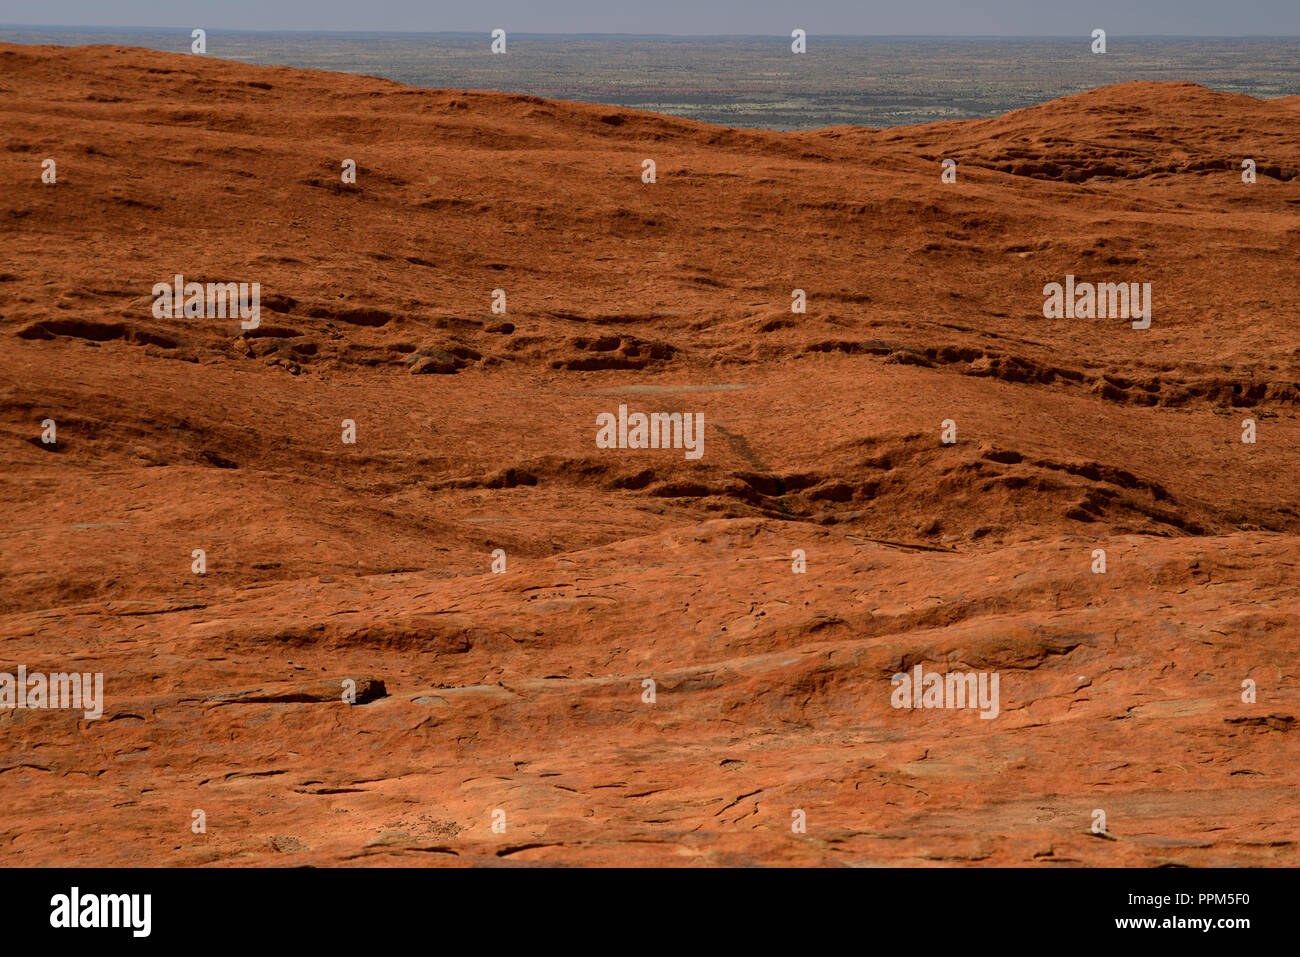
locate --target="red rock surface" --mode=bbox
[0,43,1297,866]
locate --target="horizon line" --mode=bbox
[3,25,1300,39]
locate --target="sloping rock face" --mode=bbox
[0,43,1297,866]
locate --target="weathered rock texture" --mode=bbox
[1,43,1297,865]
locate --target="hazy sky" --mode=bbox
[3,1,1299,36]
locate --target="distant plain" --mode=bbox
[3,27,1298,128]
